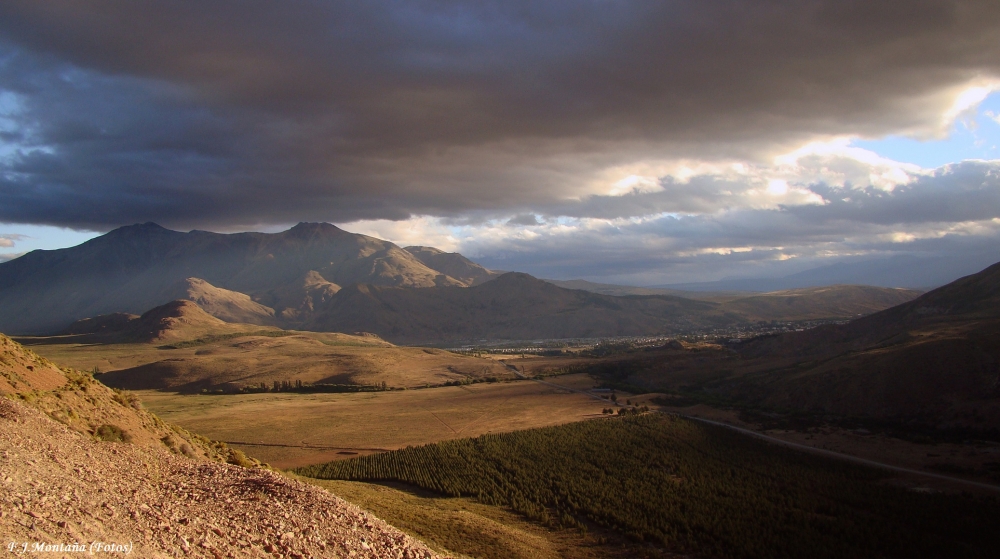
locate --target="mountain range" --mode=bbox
[0,222,493,333]
[606,260,1000,431]
[726,260,1000,429]
[0,223,920,343]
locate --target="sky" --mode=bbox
[2,1,1000,287]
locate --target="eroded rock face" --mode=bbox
[0,398,442,559]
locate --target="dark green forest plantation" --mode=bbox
[298,415,1000,559]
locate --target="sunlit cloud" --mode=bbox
[337,217,463,252]
[942,81,1000,132]
[350,159,1000,285]
[0,233,25,248]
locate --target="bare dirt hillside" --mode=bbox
[0,398,440,558]
[1,332,238,461]
[0,335,66,394]
[0,333,442,557]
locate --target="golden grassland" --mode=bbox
[18,331,514,391]
[135,373,608,468]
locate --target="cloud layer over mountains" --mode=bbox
[1,1,999,283]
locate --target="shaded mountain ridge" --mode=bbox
[729,263,1000,430]
[304,272,740,344]
[0,222,481,333]
[404,245,502,286]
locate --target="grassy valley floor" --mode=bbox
[135,374,606,468]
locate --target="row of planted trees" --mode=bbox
[237,380,390,394]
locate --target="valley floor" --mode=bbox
[136,374,606,469]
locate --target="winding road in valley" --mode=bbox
[500,360,1000,494]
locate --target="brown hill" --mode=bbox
[720,263,1000,427]
[24,317,515,394]
[0,334,440,558]
[404,245,501,286]
[739,261,1000,360]
[61,312,139,335]
[0,222,463,334]
[93,335,511,393]
[717,284,922,322]
[61,299,269,344]
[162,277,276,325]
[305,272,739,344]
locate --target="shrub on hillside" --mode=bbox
[227,448,256,468]
[94,424,132,443]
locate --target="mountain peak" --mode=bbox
[106,222,172,236]
[286,222,345,237]
[490,272,541,283]
[405,246,445,255]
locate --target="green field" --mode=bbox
[298,414,1000,559]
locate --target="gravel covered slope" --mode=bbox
[0,397,442,558]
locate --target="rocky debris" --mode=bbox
[1,332,234,463]
[0,335,67,394]
[0,398,443,558]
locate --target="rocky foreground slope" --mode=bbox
[0,334,441,558]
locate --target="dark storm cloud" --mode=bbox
[1,1,999,230]
[505,214,542,227]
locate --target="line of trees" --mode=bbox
[235,380,390,394]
